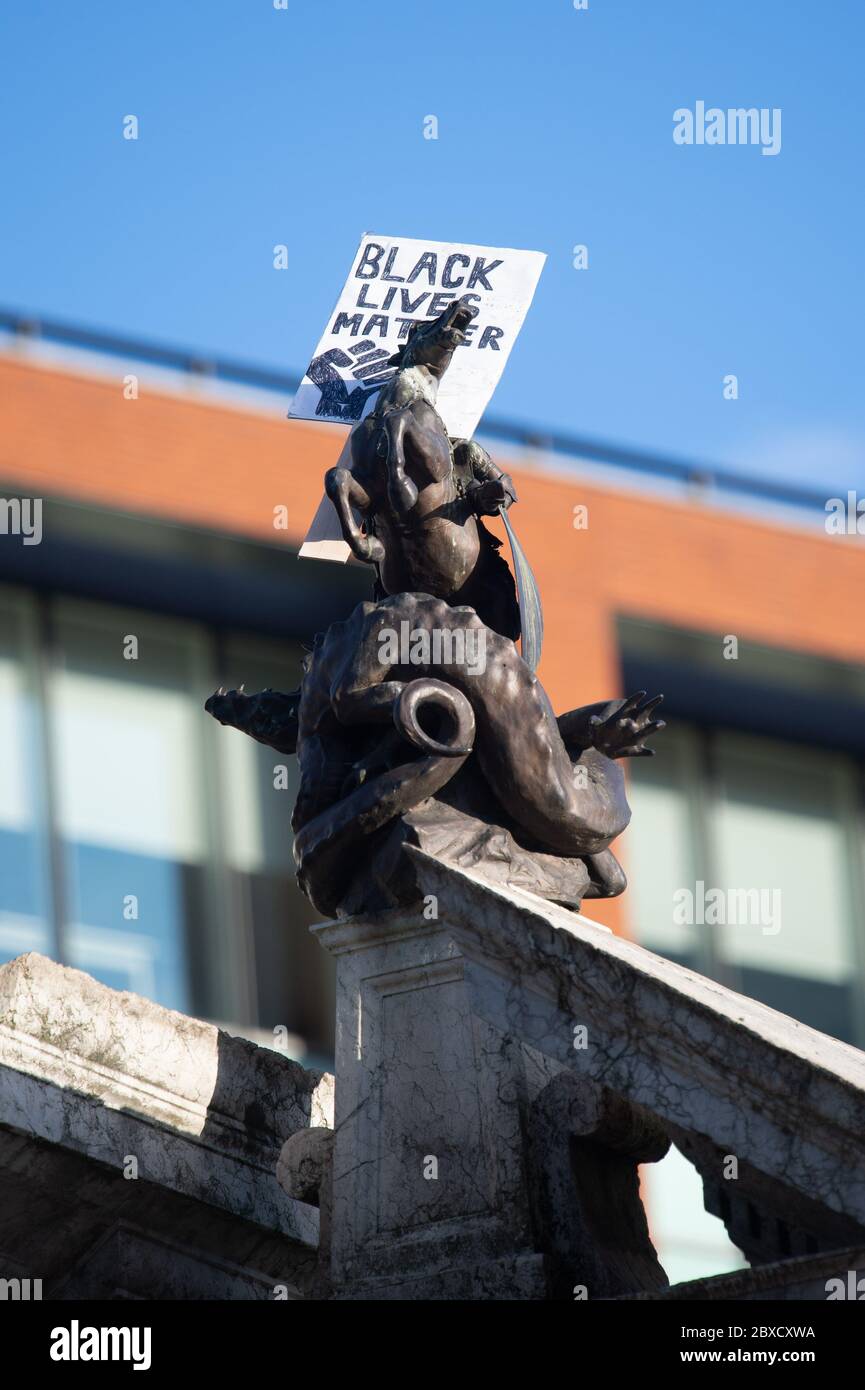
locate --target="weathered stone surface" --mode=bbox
[407,852,865,1240]
[314,910,555,1297]
[0,952,333,1140]
[54,1222,308,1301]
[314,903,673,1299]
[276,1127,335,1298]
[667,1125,865,1266]
[0,953,333,1298]
[528,1071,670,1298]
[6,851,865,1301]
[312,852,865,1299]
[617,1245,865,1302]
[277,1128,334,1207]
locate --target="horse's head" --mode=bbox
[387,296,477,379]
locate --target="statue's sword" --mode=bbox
[499,508,544,672]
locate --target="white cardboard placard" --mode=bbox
[292,233,545,561]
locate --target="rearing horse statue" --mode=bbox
[324,297,523,643]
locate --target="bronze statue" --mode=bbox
[207,297,664,917]
[324,297,522,643]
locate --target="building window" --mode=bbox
[49,599,209,1011]
[0,584,329,1058]
[625,724,865,1046]
[618,616,865,1285]
[0,589,53,960]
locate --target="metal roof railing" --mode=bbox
[0,306,839,517]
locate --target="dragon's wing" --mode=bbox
[500,508,544,672]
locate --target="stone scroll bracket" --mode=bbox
[527,1071,670,1299]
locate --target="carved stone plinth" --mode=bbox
[314,903,668,1300]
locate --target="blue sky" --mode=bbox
[2,0,863,490]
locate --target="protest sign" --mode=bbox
[293,234,545,560]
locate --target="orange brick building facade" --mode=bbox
[2,351,863,940]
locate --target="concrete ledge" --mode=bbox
[0,954,335,1283]
[405,852,865,1232]
[618,1245,865,1302]
[0,953,333,1141]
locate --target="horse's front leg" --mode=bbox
[324,466,385,564]
[383,410,419,513]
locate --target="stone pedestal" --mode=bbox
[315,911,550,1298]
[314,906,668,1300]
